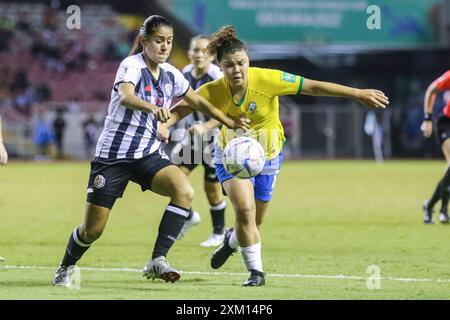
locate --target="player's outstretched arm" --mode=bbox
[301,78,389,109]
[182,87,250,130]
[421,81,440,138]
[117,83,171,122]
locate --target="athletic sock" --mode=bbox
[187,208,193,220]
[239,242,263,273]
[210,200,226,234]
[439,167,450,213]
[152,203,189,259]
[427,180,442,210]
[228,228,239,249]
[60,227,91,267]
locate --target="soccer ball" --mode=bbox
[222,137,266,179]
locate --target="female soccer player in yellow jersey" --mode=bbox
[159,26,389,286]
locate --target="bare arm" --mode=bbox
[156,88,249,144]
[182,87,236,128]
[424,81,439,115]
[301,78,389,109]
[118,83,171,122]
[164,100,195,129]
[421,81,440,138]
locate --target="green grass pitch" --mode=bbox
[1,160,449,299]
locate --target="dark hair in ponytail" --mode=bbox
[207,26,247,62]
[129,15,173,56]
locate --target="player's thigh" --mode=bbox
[179,165,192,177]
[442,139,450,165]
[222,178,255,216]
[151,165,193,198]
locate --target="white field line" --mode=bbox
[1,265,450,284]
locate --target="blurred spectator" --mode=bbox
[0,16,14,53]
[33,110,54,161]
[12,70,29,91]
[62,40,89,71]
[11,88,34,117]
[16,11,32,35]
[34,83,52,102]
[43,4,58,32]
[53,107,66,159]
[67,95,82,113]
[82,113,99,158]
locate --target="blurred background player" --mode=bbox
[0,115,8,165]
[421,70,450,224]
[52,107,66,159]
[169,35,227,247]
[159,26,389,286]
[52,15,247,287]
[0,115,8,262]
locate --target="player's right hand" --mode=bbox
[156,126,170,144]
[0,142,8,165]
[154,107,171,123]
[421,121,433,138]
[233,116,251,131]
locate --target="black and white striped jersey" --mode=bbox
[95,53,190,159]
[174,63,223,130]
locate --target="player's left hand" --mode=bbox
[357,89,389,109]
[156,126,170,144]
[154,107,171,123]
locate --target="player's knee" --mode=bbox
[79,226,104,243]
[173,182,195,204]
[235,203,255,225]
[205,188,222,204]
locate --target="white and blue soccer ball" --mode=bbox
[222,137,266,179]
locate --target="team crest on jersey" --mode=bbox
[249,101,257,113]
[164,83,172,96]
[94,174,106,188]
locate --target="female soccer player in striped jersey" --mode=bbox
[52,16,248,287]
[159,26,389,286]
[169,35,228,247]
[421,70,450,224]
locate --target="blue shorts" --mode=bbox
[215,148,283,202]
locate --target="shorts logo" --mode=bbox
[94,175,106,188]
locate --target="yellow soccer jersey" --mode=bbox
[197,67,303,160]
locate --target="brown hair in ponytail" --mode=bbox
[129,15,173,56]
[207,25,247,62]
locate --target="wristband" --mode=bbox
[424,113,432,121]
